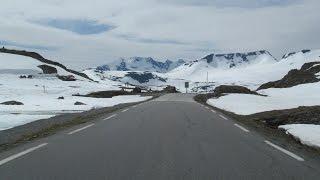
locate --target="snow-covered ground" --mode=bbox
[0,53,151,131]
[279,124,320,149]
[207,82,320,115]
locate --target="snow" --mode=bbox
[0,53,152,131]
[207,82,320,115]
[0,114,55,131]
[279,124,320,149]
[167,49,320,90]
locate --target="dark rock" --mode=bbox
[0,47,93,81]
[74,101,86,105]
[131,87,142,93]
[1,101,24,105]
[162,86,178,93]
[37,64,58,74]
[257,61,320,90]
[27,75,33,79]
[247,106,320,128]
[125,72,166,84]
[57,96,65,100]
[57,75,76,81]
[214,85,260,97]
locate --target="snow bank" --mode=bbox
[207,82,320,115]
[0,114,55,131]
[279,124,320,149]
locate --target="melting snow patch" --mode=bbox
[279,124,320,149]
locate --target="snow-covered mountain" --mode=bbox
[186,50,276,69]
[282,49,311,59]
[96,57,185,73]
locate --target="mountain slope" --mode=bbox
[0,48,93,81]
[96,57,185,73]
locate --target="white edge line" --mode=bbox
[103,114,117,121]
[0,143,48,166]
[68,124,94,135]
[219,115,228,120]
[234,123,250,133]
[122,108,129,112]
[265,140,304,161]
[211,110,216,113]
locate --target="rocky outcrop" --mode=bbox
[214,85,260,97]
[162,86,178,93]
[38,64,58,74]
[0,47,93,81]
[247,106,320,127]
[257,61,320,90]
[1,101,24,105]
[125,72,166,84]
[74,101,86,105]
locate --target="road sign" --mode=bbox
[185,82,189,88]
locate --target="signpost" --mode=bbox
[185,82,189,93]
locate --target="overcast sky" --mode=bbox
[0,0,319,69]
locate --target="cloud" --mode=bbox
[0,0,319,69]
[159,0,302,8]
[33,19,116,35]
[116,34,188,45]
[0,40,57,51]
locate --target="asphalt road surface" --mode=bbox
[0,94,320,180]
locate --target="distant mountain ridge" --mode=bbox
[96,57,185,73]
[189,50,277,69]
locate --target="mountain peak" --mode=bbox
[96,57,185,73]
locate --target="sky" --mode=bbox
[0,0,319,69]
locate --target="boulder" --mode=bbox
[74,101,86,105]
[162,86,178,93]
[1,101,24,105]
[38,64,58,74]
[131,87,142,93]
[57,96,65,100]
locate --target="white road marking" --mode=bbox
[265,140,304,161]
[132,105,137,108]
[211,110,216,113]
[68,124,94,135]
[0,143,48,166]
[219,115,228,120]
[234,124,250,133]
[122,108,129,112]
[103,114,117,121]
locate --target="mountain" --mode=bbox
[96,57,185,73]
[282,49,311,59]
[187,50,277,69]
[167,49,320,91]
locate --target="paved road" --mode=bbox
[0,94,320,179]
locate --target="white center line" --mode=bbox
[122,108,129,112]
[234,123,250,133]
[68,124,94,135]
[219,115,228,120]
[0,143,48,166]
[103,114,117,121]
[265,140,304,161]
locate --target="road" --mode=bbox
[0,94,319,179]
